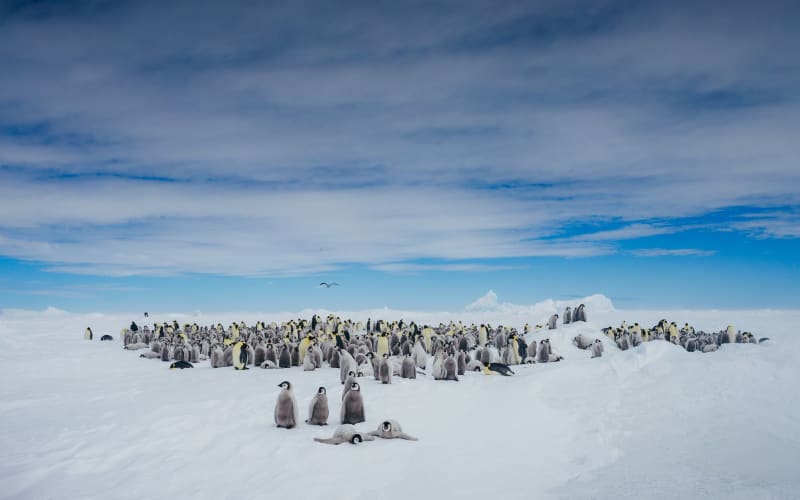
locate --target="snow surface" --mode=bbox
[2,295,799,500]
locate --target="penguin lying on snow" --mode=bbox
[484,362,514,376]
[169,360,193,369]
[100,334,113,341]
[314,425,374,445]
[367,420,418,441]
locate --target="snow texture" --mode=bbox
[1,295,799,499]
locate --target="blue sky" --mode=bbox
[0,0,798,312]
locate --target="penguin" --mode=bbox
[378,353,392,384]
[536,340,551,363]
[413,339,427,369]
[573,335,593,350]
[563,306,572,325]
[278,345,292,368]
[139,351,160,359]
[169,360,193,369]
[401,353,416,379]
[275,381,298,429]
[124,342,149,351]
[303,346,316,371]
[298,334,313,364]
[210,344,224,368]
[232,342,249,370]
[485,362,514,376]
[84,327,93,340]
[376,333,390,358]
[443,355,459,381]
[100,334,113,341]
[340,382,365,425]
[466,359,484,371]
[456,350,466,375]
[547,314,559,330]
[160,342,171,362]
[254,344,266,366]
[367,420,418,441]
[339,349,358,384]
[342,371,358,400]
[313,425,375,445]
[590,339,604,358]
[306,387,329,426]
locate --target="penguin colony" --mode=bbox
[93,308,767,441]
[594,319,768,354]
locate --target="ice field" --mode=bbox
[1,294,799,500]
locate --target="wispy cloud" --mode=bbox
[0,0,798,276]
[631,248,717,257]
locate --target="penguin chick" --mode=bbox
[367,420,418,441]
[313,425,375,445]
[306,386,329,426]
[340,382,365,425]
[275,381,298,429]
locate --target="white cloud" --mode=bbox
[0,0,797,276]
[631,248,717,257]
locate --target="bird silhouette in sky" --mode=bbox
[319,282,340,288]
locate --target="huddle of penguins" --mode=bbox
[594,319,769,353]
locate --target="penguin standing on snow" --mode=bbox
[232,341,249,370]
[341,382,365,424]
[275,381,298,429]
[84,327,93,340]
[306,387,329,426]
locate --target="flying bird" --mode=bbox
[319,282,340,288]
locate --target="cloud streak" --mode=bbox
[0,0,798,276]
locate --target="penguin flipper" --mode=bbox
[758,337,770,343]
[397,432,419,441]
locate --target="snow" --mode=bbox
[1,295,799,500]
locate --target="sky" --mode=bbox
[0,0,799,313]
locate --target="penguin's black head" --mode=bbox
[351,434,362,444]
[366,352,374,359]
[348,370,355,377]
[318,386,326,394]
[278,381,291,390]
[382,353,388,359]
[382,421,392,432]
[350,382,360,391]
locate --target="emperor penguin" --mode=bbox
[339,348,357,384]
[210,344,224,368]
[478,324,488,348]
[590,339,604,358]
[547,314,559,330]
[233,342,249,370]
[401,353,416,379]
[169,360,193,369]
[254,344,266,366]
[726,325,736,344]
[376,333,390,358]
[378,353,392,384]
[84,327,93,340]
[278,345,292,368]
[314,425,375,445]
[536,340,551,363]
[456,350,466,375]
[443,354,459,381]
[466,359,484,371]
[303,346,316,371]
[306,387,329,426]
[413,339,427,369]
[573,335,593,350]
[298,334,313,364]
[341,382,365,425]
[275,381,299,429]
[342,371,358,400]
[563,306,572,325]
[368,420,418,440]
